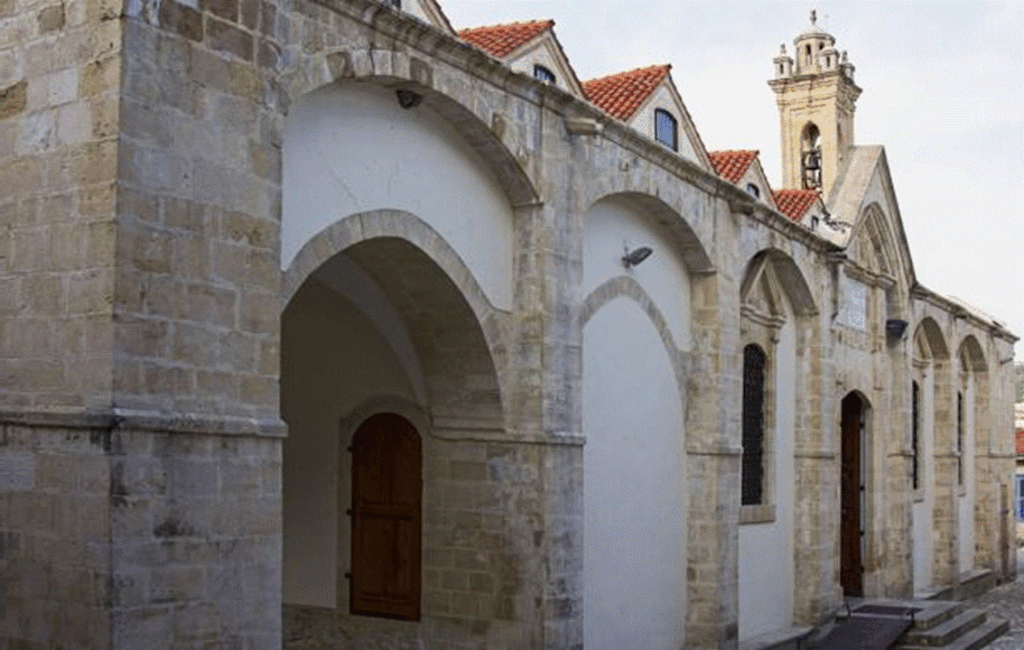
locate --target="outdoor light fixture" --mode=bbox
[622,246,653,268]
[396,89,422,109]
[885,319,908,339]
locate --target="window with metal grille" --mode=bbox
[911,381,919,490]
[1017,475,1024,521]
[741,344,766,505]
[956,392,964,486]
[655,109,678,152]
[349,413,422,620]
[533,64,556,84]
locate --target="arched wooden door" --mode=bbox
[350,413,422,620]
[840,393,865,597]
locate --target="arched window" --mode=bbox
[741,344,767,505]
[801,122,822,189]
[533,64,556,84]
[911,381,920,490]
[654,108,678,151]
[350,413,422,620]
[745,183,760,199]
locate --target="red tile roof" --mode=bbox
[772,189,821,221]
[709,150,759,184]
[1016,428,1024,456]
[582,64,672,122]
[458,20,554,59]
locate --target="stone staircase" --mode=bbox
[890,600,1007,650]
[815,599,1009,650]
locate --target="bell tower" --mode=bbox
[768,10,861,198]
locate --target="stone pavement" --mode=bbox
[966,549,1024,650]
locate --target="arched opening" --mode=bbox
[737,249,816,637]
[840,391,869,597]
[280,234,507,647]
[956,336,988,575]
[911,317,949,595]
[581,193,706,649]
[801,123,822,190]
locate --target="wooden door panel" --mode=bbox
[840,394,863,597]
[350,413,422,620]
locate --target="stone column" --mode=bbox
[685,270,738,649]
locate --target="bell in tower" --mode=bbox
[768,10,862,197]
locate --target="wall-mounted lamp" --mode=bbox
[395,89,422,109]
[622,246,653,268]
[885,319,908,339]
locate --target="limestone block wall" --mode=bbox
[0,422,112,648]
[0,0,121,411]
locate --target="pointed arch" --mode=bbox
[913,317,949,360]
[958,335,988,372]
[740,249,817,317]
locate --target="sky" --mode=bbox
[442,0,1024,359]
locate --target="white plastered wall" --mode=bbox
[282,82,515,310]
[582,198,690,650]
[281,263,424,607]
[583,197,691,347]
[738,298,796,640]
[582,300,687,650]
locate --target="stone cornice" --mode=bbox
[0,408,288,438]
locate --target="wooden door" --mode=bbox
[350,413,422,620]
[840,393,863,597]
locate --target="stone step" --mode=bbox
[905,602,966,632]
[900,609,985,647]
[898,617,1009,650]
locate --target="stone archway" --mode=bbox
[280,232,515,648]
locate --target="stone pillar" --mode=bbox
[685,271,737,649]
[932,355,958,587]
[1,0,288,644]
[792,308,837,625]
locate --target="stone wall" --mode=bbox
[0,421,112,648]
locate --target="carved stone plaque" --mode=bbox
[838,276,868,331]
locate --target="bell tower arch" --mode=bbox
[769,10,861,197]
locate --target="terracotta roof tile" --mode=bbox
[458,20,553,59]
[709,150,759,184]
[772,189,821,221]
[582,64,672,122]
[1016,428,1024,456]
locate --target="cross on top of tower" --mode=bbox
[810,9,817,26]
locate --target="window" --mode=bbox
[956,392,964,486]
[350,413,422,620]
[745,183,760,199]
[801,122,822,190]
[654,109,678,151]
[533,64,556,84]
[911,381,920,490]
[1017,475,1024,521]
[382,0,400,8]
[741,344,767,505]
[810,216,820,230]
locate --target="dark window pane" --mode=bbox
[741,344,766,506]
[655,109,678,151]
[533,65,556,83]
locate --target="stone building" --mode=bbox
[0,0,1018,649]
